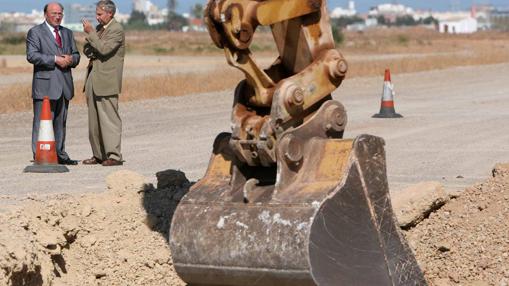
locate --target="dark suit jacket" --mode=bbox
[26,22,80,100]
[84,18,125,96]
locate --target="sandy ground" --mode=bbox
[0,62,508,285]
[407,163,509,285]
[1,165,508,285]
[1,63,509,211]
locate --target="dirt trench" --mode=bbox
[1,165,509,286]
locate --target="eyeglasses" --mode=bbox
[48,12,64,17]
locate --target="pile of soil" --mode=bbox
[406,163,509,285]
[1,165,508,286]
[0,170,188,286]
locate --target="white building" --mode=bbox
[433,11,478,33]
[438,16,478,33]
[0,10,43,32]
[368,3,414,17]
[132,0,166,26]
[330,1,357,18]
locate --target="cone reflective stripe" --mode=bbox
[24,96,69,173]
[373,69,403,118]
[35,97,58,164]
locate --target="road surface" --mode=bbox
[1,63,508,210]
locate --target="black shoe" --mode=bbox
[59,158,79,165]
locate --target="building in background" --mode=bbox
[474,5,495,30]
[330,1,356,18]
[63,4,128,31]
[132,0,167,26]
[63,4,96,31]
[368,3,414,23]
[0,10,43,32]
[434,10,478,33]
[490,8,509,31]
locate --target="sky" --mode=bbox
[0,0,506,14]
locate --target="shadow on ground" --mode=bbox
[141,169,193,243]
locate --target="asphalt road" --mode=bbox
[1,63,508,209]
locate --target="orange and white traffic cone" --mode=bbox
[24,96,69,173]
[372,69,403,118]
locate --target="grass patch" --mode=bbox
[1,27,509,113]
[396,34,409,45]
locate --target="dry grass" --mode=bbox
[347,46,509,78]
[0,68,243,114]
[121,68,242,101]
[1,27,509,114]
[0,83,32,113]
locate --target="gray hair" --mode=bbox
[96,0,116,16]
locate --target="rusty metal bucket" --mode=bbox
[169,132,426,286]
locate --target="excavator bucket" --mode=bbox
[169,0,426,284]
[169,132,426,286]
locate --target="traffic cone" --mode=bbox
[24,96,69,173]
[372,69,403,118]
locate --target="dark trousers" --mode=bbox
[32,96,69,161]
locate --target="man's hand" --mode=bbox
[62,55,73,66]
[55,55,72,69]
[82,18,93,34]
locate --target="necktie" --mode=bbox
[54,27,62,48]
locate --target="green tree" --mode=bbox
[331,26,345,45]
[395,15,417,26]
[166,11,188,31]
[125,10,150,30]
[421,16,438,26]
[376,15,387,26]
[168,0,177,13]
[191,3,204,19]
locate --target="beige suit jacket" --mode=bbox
[84,18,125,96]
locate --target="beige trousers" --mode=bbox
[85,76,122,161]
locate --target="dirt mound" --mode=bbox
[406,163,509,285]
[1,165,509,285]
[0,169,188,286]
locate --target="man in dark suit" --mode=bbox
[26,2,80,165]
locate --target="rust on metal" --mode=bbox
[170,0,427,285]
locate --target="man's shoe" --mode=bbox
[82,157,102,165]
[102,158,123,167]
[58,158,79,165]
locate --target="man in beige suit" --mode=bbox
[82,0,124,166]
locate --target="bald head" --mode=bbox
[44,2,64,27]
[44,2,64,13]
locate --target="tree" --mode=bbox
[191,3,204,19]
[421,16,438,26]
[395,15,417,26]
[167,11,187,31]
[125,10,151,30]
[376,15,387,26]
[331,25,344,45]
[168,0,177,13]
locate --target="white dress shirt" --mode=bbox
[45,21,61,62]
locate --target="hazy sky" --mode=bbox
[0,0,506,14]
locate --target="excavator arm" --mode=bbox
[205,0,348,167]
[169,1,427,285]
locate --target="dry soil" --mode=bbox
[1,164,509,286]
